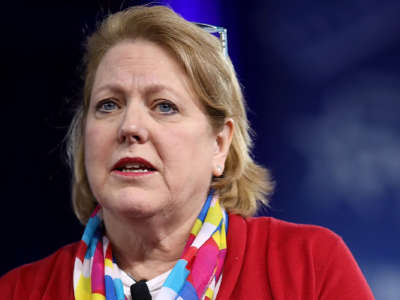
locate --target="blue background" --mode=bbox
[1,1,399,298]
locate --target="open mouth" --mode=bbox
[116,163,156,173]
[113,157,156,174]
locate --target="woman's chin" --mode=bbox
[100,192,168,220]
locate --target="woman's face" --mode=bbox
[84,39,232,222]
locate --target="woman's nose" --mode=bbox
[118,110,149,144]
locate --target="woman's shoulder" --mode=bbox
[248,215,342,244]
[0,242,79,299]
[231,213,342,245]
[229,213,348,264]
[225,214,374,299]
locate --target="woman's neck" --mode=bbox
[103,208,199,281]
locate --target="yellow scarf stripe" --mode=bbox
[204,200,223,226]
[191,218,203,235]
[205,287,214,299]
[105,258,113,269]
[75,274,91,300]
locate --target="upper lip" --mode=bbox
[112,157,156,171]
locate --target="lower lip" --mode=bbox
[112,170,156,177]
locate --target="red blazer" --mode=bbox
[0,215,375,299]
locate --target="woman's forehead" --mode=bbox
[92,40,194,97]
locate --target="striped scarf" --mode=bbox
[73,192,228,300]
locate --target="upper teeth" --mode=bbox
[120,163,151,172]
[125,163,145,169]
[121,168,149,172]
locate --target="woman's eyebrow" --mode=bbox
[142,83,184,99]
[93,82,173,94]
[143,83,166,94]
[143,83,176,95]
[91,82,188,102]
[91,83,124,96]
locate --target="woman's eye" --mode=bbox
[96,100,119,112]
[155,101,178,114]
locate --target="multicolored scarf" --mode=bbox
[73,192,228,300]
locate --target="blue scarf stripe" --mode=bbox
[105,275,118,300]
[163,259,190,292]
[85,232,101,259]
[82,214,101,245]
[179,281,199,300]
[197,192,213,221]
[113,279,125,300]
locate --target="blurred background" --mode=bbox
[1,0,399,298]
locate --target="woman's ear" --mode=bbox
[213,118,234,177]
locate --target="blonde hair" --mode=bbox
[67,5,274,224]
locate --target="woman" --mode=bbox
[0,5,374,300]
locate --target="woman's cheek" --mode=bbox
[85,124,110,172]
